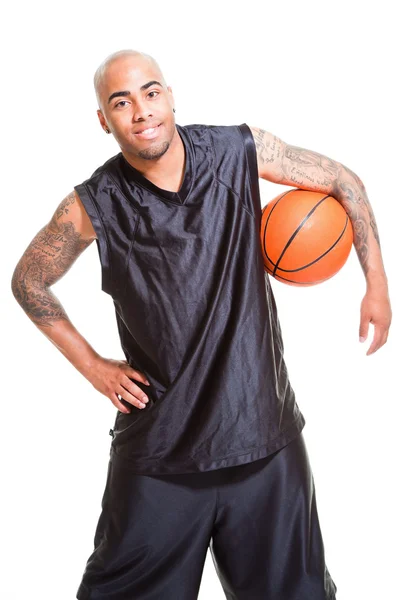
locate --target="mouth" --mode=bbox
[134,123,162,140]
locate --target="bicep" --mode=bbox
[248,125,342,194]
[12,190,96,291]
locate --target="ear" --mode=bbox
[97,109,107,129]
[167,86,175,109]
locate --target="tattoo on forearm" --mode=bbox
[332,179,369,273]
[12,191,93,327]
[331,171,381,277]
[366,203,381,248]
[341,164,381,249]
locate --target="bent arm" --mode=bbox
[248,125,388,290]
[11,190,100,379]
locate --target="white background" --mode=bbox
[2,1,399,598]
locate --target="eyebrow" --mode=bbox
[107,80,163,104]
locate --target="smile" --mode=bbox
[134,124,161,140]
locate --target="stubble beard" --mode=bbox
[138,141,170,161]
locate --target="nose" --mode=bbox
[132,98,153,122]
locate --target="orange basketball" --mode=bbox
[260,189,353,287]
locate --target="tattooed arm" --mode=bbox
[249,125,392,355]
[248,125,387,286]
[11,190,100,377]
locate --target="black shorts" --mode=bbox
[76,432,337,599]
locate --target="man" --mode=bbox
[11,49,391,599]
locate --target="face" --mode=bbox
[97,56,176,161]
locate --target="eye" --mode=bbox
[115,100,129,108]
[148,91,159,98]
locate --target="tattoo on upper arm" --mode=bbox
[56,189,77,220]
[251,127,342,193]
[252,127,284,168]
[282,144,341,191]
[11,191,93,327]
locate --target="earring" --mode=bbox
[173,108,176,113]
[105,127,110,134]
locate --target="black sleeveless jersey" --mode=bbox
[74,123,305,475]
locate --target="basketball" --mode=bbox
[260,189,353,287]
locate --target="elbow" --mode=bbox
[11,268,22,303]
[338,163,366,193]
[11,262,28,305]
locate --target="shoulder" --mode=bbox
[180,122,245,140]
[183,122,251,151]
[84,153,122,182]
[73,153,122,217]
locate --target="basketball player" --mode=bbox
[11,49,391,599]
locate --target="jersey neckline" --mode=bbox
[118,124,194,205]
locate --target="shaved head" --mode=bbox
[93,48,177,166]
[93,49,167,111]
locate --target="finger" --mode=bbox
[366,336,380,355]
[359,317,370,342]
[127,367,150,385]
[111,392,131,414]
[117,384,149,409]
[371,328,389,353]
[366,326,385,355]
[122,373,151,399]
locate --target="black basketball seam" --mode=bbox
[268,214,350,273]
[272,195,330,276]
[262,189,302,268]
[262,192,330,275]
[263,270,329,285]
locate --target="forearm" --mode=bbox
[11,277,100,379]
[332,166,388,291]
